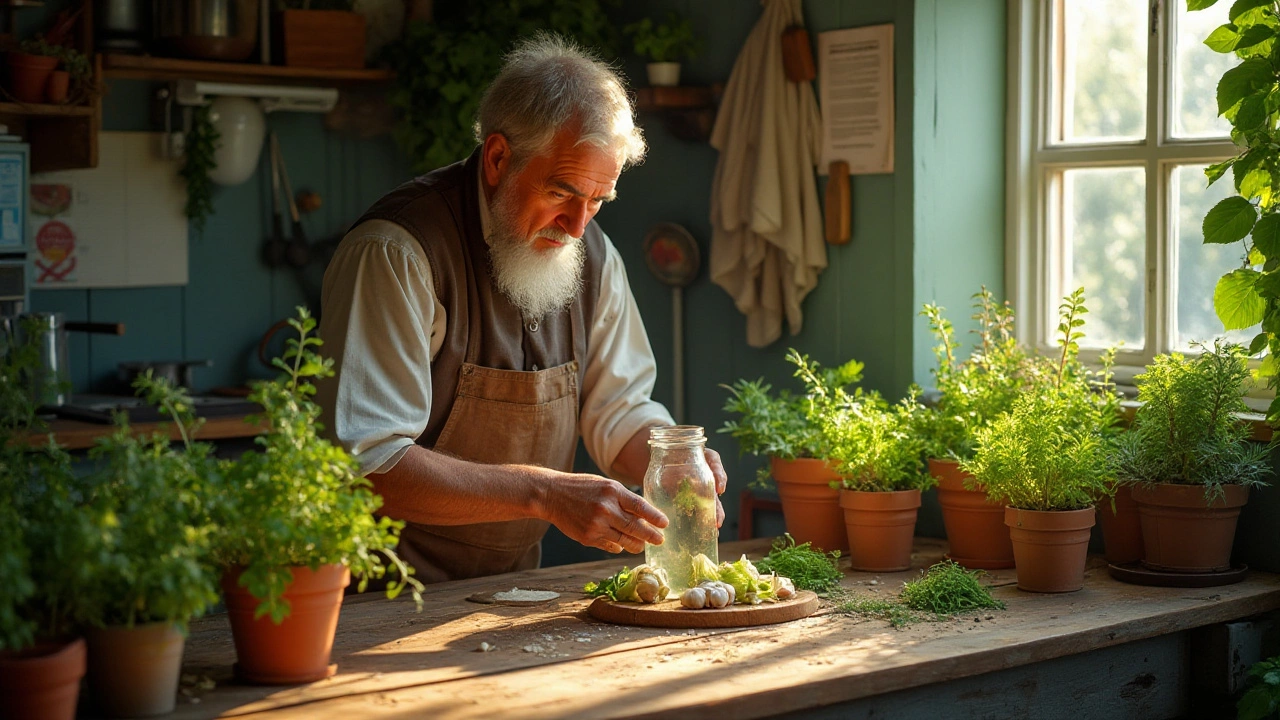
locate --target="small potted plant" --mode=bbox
[624,11,700,87]
[6,9,86,104]
[215,307,422,684]
[0,318,100,720]
[919,288,1039,570]
[79,374,222,717]
[963,289,1120,593]
[791,350,934,572]
[1114,341,1273,574]
[720,356,863,553]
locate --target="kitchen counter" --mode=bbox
[21,415,265,451]
[155,538,1280,719]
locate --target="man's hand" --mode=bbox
[705,447,727,528]
[539,472,669,554]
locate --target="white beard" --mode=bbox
[486,182,585,320]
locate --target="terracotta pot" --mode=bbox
[839,488,921,572]
[7,51,59,104]
[930,458,1014,569]
[0,637,86,720]
[44,69,69,104]
[1005,506,1095,593]
[222,564,350,684]
[771,457,848,552]
[1097,484,1143,566]
[86,622,185,717]
[1131,483,1250,573]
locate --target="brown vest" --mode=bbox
[351,150,606,581]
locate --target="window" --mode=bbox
[1007,0,1253,391]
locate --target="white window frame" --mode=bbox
[1005,0,1251,396]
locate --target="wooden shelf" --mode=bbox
[634,84,723,142]
[103,53,393,84]
[0,100,94,117]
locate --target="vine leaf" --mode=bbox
[1215,268,1266,329]
[1204,196,1259,244]
[1188,0,1221,10]
[1252,214,1280,257]
[1218,57,1275,115]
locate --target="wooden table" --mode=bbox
[164,539,1280,719]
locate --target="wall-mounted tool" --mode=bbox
[642,223,701,424]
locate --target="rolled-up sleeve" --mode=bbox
[580,234,675,475]
[316,219,445,475]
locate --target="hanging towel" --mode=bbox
[709,0,825,348]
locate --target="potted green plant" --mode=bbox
[381,2,622,173]
[1113,341,1273,574]
[963,289,1120,593]
[8,37,61,104]
[791,350,934,572]
[215,307,422,685]
[624,11,700,87]
[919,288,1039,570]
[78,374,222,717]
[0,318,100,720]
[721,356,863,553]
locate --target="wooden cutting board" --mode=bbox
[587,591,819,629]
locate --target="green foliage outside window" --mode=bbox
[215,308,424,623]
[1189,0,1280,421]
[1113,341,1273,501]
[962,289,1121,511]
[381,1,621,173]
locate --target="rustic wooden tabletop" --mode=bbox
[155,538,1280,719]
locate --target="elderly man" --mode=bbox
[317,35,726,583]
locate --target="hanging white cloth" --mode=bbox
[709,0,825,348]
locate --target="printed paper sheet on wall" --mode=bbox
[30,132,188,288]
[818,23,895,175]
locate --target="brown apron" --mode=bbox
[391,311,585,584]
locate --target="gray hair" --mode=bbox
[475,33,646,170]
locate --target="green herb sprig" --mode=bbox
[1238,655,1280,720]
[833,594,924,629]
[900,561,1005,615]
[583,566,634,601]
[755,534,843,593]
[180,104,218,234]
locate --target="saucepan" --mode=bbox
[1,314,126,407]
[118,359,213,391]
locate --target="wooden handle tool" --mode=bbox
[825,161,851,244]
[781,26,816,83]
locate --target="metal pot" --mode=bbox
[98,0,152,53]
[118,359,212,391]
[155,0,260,62]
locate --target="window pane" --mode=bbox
[1172,7,1234,138]
[1173,165,1257,348]
[1057,167,1146,350]
[1054,0,1147,143]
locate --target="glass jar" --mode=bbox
[643,425,718,590]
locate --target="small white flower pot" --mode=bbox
[646,62,681,87]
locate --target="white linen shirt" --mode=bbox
[317,176,673,478]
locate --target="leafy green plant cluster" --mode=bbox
[0,319,102,650]
[216,308,423,623]
[919,288,1043,462]
[754,533,843,593]
[1114,341,1273,500]
[790,350,934,493]
[382,1,621,173]
[899,560,1006,614]
[623,12,700,63]
[963,289,1120,511]
[80,374,221,629]
[1239,655,1280,720]
[720,357,863,461]
[180,104,219,234]
[1190,0,1280,421]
